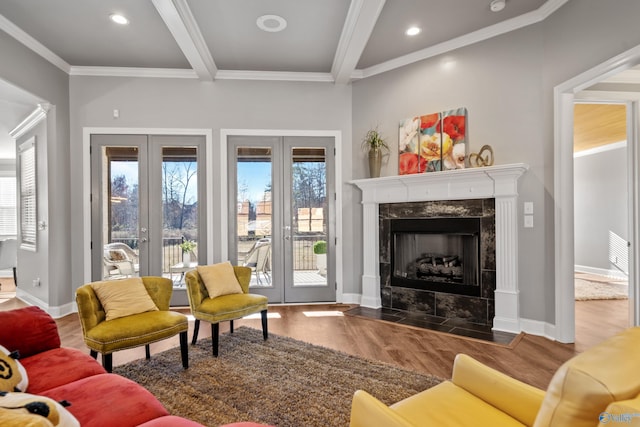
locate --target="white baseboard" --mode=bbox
[341,293,362,305]
[15,288,75,319]
[520,317,558,341]
[575,264,628,280]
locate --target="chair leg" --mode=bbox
[179,331,188,369]
[192,319,200,345]
[103,353,113,373]
[230,319,234,334]
[212,323,219,357]
[261,309,268,341]
[145,344,151,360]
[90,350,98,359]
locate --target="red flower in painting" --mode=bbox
[420,114,439,130]
[440,115,466,140]
[399,152,426,175]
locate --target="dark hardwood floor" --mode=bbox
[0,288,629,391]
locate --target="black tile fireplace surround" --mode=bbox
[379,199,496,326]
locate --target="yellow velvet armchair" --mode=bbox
[350,326,640,427]
[185,266,268,357]
[76,276,188,372]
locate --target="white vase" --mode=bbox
[182,252,191,267]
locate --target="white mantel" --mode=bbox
[351,163,529,334]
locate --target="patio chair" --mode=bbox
[103,242,139,279]
[243,239,271,285]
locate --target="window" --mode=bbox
[0,176,17,237]
[19,137,36,250]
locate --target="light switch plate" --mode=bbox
[524,202,534,214]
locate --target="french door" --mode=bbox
[90,134,206,291]
[228,135,336,303]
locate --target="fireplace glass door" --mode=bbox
[391,217,481,296]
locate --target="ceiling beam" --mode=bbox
[331,0,385,84]
[0,14,70,73]
[151,0,217,81]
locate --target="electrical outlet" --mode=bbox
[32,278,40,287]
[524,215,534,228]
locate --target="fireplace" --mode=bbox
[391,218,480,296]
[380,200,495,325]
[351,163,528,333]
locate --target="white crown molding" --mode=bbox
[0,14,70,73]
[69,66,198,79]
[9,102,50,139]
[331,0,386,84]
[69,66,335,82]
[215,70,335,83]
[355,0,570,80]
[151,0,216,81]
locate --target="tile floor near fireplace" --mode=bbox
[345,306,518,346]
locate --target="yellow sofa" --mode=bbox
[350,327,640,427]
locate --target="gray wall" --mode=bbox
[0,30,71,310]
[3,0,640,325]
[574,146,628,273]
[69,77,354,295]
[351,0,640,325]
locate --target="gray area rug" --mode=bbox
[575,275,628,301]
[114,327,442,427]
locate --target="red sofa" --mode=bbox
[0,306,205,427]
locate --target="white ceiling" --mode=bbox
[0,0,559,82]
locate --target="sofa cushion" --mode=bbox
[0,391,79,426]
[0,345,28,392]
[197,262,243,299]
[20,348,106,394]
[41,373,169,427]
[138,415,208,426]
[390,381,526,427]
[91,278,159,321]
[534,327,640,427]
[0,307,60,358]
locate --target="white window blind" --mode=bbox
[0,177,17,236]
[19,138,36,249]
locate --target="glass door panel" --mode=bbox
[283,140,335,302]
[234,146,276,296]
[161,146,199,283]
[91,135,148,281]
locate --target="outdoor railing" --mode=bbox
[112,233,326,273]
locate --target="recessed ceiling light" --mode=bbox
[110,14,129,25]
[256,14,287,33]
[490,0,506,12]
[406,26,421,36]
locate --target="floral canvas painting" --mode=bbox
[398,107,467,174]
